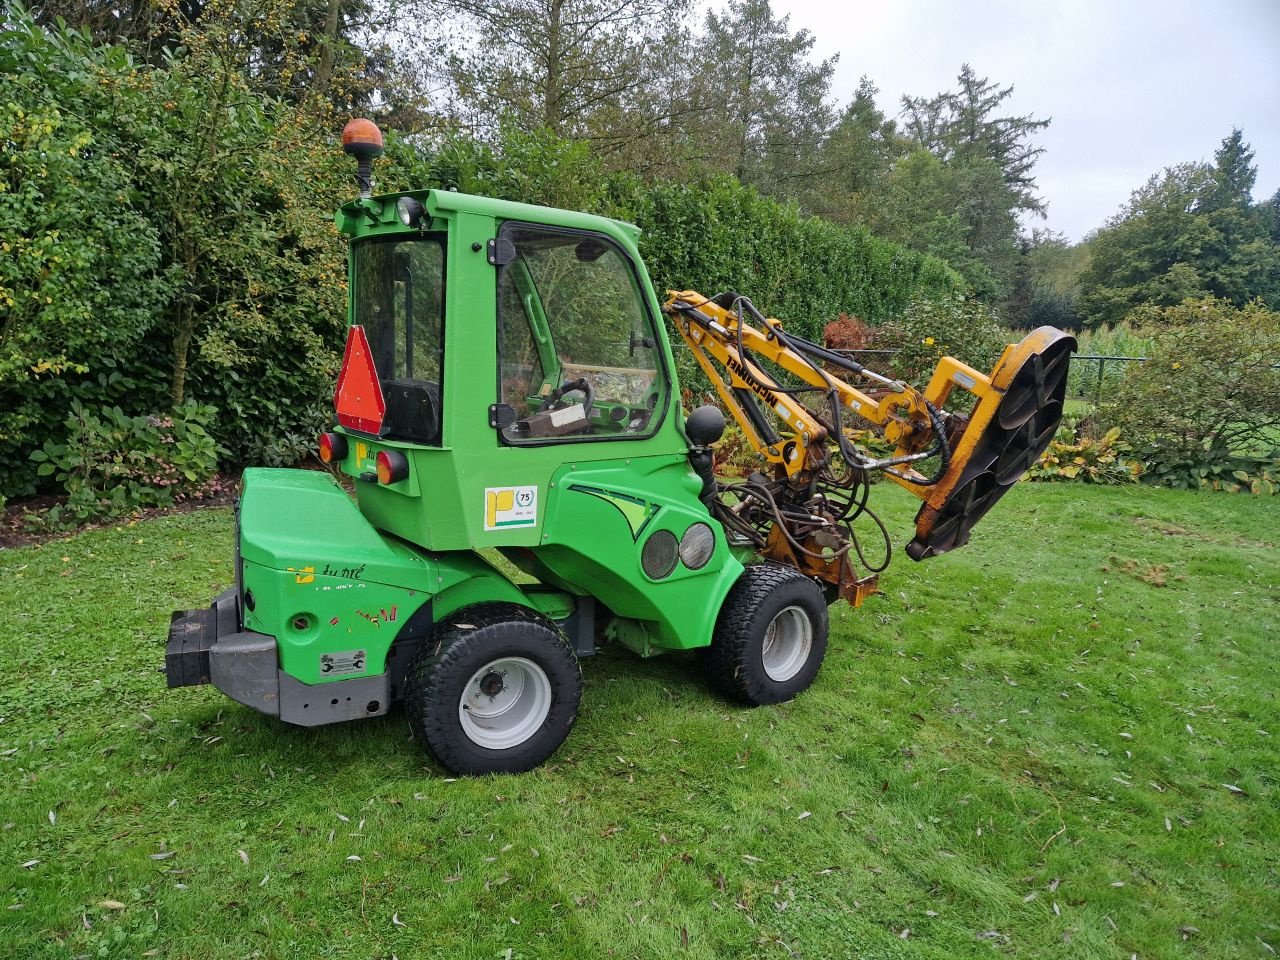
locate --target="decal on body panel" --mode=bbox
[485,486,538,530]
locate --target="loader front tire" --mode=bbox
[707,564,828,706]
[404,603,582,775]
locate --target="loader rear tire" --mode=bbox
[707,564,828,706]
[404,603,582,775]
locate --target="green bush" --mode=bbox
[29,402,225,527]
[875,294,1011,390]
[0,11,349,499]
[1138,441,1278,495]
[1099,298,1280,459]
[1025,426,1142,484]
[608,174,962,336]
[0,19,173,496]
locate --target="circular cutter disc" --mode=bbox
[994,400,1063,485]
[908,330,1076,560]
[908,470,1001,559]
[998,336,1073,430]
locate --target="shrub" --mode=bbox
[822,313,879,351]
[0,19,172,496]
[29,402,225,527]
[0,10,348,497]
[1025,427,1142,484]
[712,423,758,478]
[606,174,964,340]
[1099,298,1280,459]
[877,294,1011,389]
[1139,441,1278,495]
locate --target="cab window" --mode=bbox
[496,225,666,444]
[352,235,445,444]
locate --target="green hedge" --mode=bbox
[607,175,960,335]
[0,13,350,498]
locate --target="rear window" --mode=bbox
[351,235,445,443]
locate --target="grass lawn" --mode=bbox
[1,482,1277,959]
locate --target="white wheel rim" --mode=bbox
[761,605,813,682]
[458,656,552,750]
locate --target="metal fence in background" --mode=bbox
[832,347,1276,407]
[1069,354,1147,405]
[831,348,1150,406]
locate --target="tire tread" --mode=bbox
[404,602,581,774]
[707,564,828,706]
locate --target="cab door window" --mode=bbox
[497,225,667,444]
[352,235,445,443]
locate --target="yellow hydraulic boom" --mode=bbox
[663,290,1076,603]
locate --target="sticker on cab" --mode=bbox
[485,486,538,530]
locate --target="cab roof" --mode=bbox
[337,189,642,244]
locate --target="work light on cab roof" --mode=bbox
[163,114,1076,777]
[397,196,426,228]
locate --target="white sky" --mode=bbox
[769,0,1280,242]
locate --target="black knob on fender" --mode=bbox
[685,405,725,447]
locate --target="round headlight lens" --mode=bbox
[679,522,716,570]
[396,196,425,227]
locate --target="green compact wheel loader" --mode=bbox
[165,119,1075,774]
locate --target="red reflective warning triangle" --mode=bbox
[334,325,385,434]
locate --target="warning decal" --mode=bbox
[484,486,538,531]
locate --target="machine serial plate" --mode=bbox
[320,649,367,676]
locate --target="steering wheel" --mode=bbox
[537,378,595,418]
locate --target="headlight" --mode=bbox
[396,196,425,227]
[679,522,715,570]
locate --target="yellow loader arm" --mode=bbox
[663,290,1076,602]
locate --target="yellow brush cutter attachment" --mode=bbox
[900,326,1076,558]
[663,290,1076,601]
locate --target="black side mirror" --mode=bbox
[574,239,608,262]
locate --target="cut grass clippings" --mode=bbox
[1,483,1277,958]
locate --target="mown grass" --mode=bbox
[1,484,1277,959]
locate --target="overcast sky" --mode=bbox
[769,0,1280,242]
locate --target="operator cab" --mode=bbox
[341,215,671,452]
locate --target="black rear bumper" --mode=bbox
[165,588,239,687]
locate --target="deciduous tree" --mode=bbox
[442,0,691,152]
[1077,130,1280,325]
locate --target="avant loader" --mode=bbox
[165,120,1075,774]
